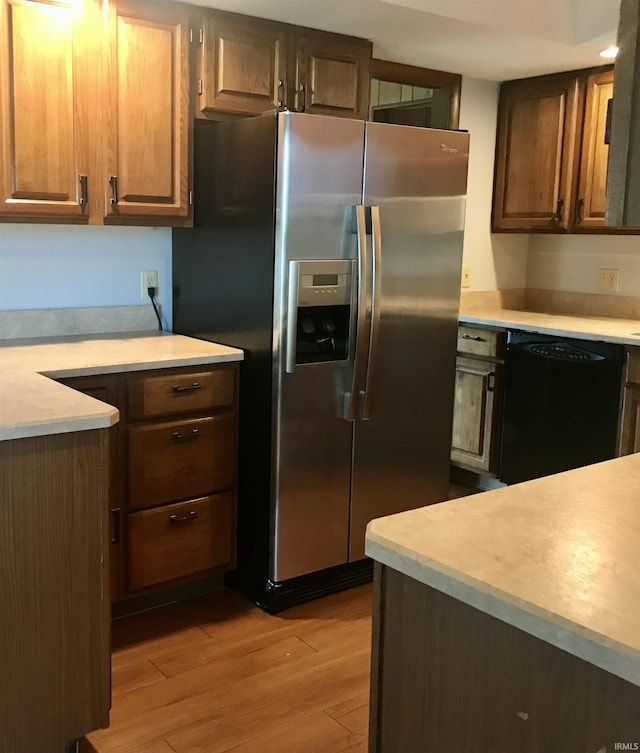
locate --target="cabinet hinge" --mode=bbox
[197,79,203,96]
[189,190,193,206]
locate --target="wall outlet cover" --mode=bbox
[141,270,158,299]
[461,265,471,289]
[596,268,619,294]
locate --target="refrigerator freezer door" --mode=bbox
[349,123,470,561]
[272,113,366,582]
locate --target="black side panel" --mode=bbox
[172,115,278,599]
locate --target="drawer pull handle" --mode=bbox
[461,334,486,342]
[172,382,201,393]
[172,428,200,442]
[170,510,197,524]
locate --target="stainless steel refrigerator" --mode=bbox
[173,111,469,611]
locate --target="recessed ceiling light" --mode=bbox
[600,46,619,59]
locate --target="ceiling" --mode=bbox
[185,0,621,81]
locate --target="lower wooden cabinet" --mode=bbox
[451,326,505,475]
[57,363,238,606]
[128,493,234,590]
[618,348,640,456]
[127,414,235,510]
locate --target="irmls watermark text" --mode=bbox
[614,744,640,750]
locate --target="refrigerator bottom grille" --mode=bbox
[225,559,374,614]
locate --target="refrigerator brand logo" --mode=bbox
[440,143,459,155]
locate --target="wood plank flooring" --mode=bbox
[84,585,373,753]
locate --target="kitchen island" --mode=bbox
[366,454,640,752]
[0,331,243,753]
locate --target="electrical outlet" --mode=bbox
[141,270,158,299]
[597,268,619,293]
[461,265,471,289]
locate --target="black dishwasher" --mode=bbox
[499,330,623,485]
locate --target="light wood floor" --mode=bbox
[84,585,373,753]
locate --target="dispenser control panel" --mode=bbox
[294,261,353,306]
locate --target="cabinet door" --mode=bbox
[575,69,614,231]
[294,31,371,119]
[199,13,287,116]
[104,0,190,222]
[0,0,90,219]
[451,357,500,473]
[492,73,581,231]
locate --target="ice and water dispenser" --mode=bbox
[286,260,355,373]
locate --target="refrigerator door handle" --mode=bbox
[360,205,382,420]
[343,204,372,421]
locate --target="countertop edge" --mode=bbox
[40,351,245,379]
[0,407,119,442]
[458,311,640,346]
[365,532,640,688]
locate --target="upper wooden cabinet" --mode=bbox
[0,0,192,226]
[199,13,287,116]
[492,66,615,233]
[576,69,614,230]
[104,0,191,222]
[0,0,92,220]
[194,10,371,119]
[293,31,371,119]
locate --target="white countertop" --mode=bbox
[459,307,640,345]
[366,454,640,687]
[0,331,243,441]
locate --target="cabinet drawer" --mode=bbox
[128,415,235,510]
[457,326,502,359]
[128,368,235,420]
[127,493,234,591]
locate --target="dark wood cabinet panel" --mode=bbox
[58,363,238,605]
[127,366,236,420]
[199,13,287,116]
[492,65,619,234]
[127,492,234,590]
[57,373,122,604]
[127,414,235,510]
[493,72,581,231]
[575,69,614,230]
[194,10,371,120]
[371,565,640,753]
[294,31,371,119]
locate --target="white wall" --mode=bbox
[527,235,640,295]
[0,225,173,328]
[458,77,529,291]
